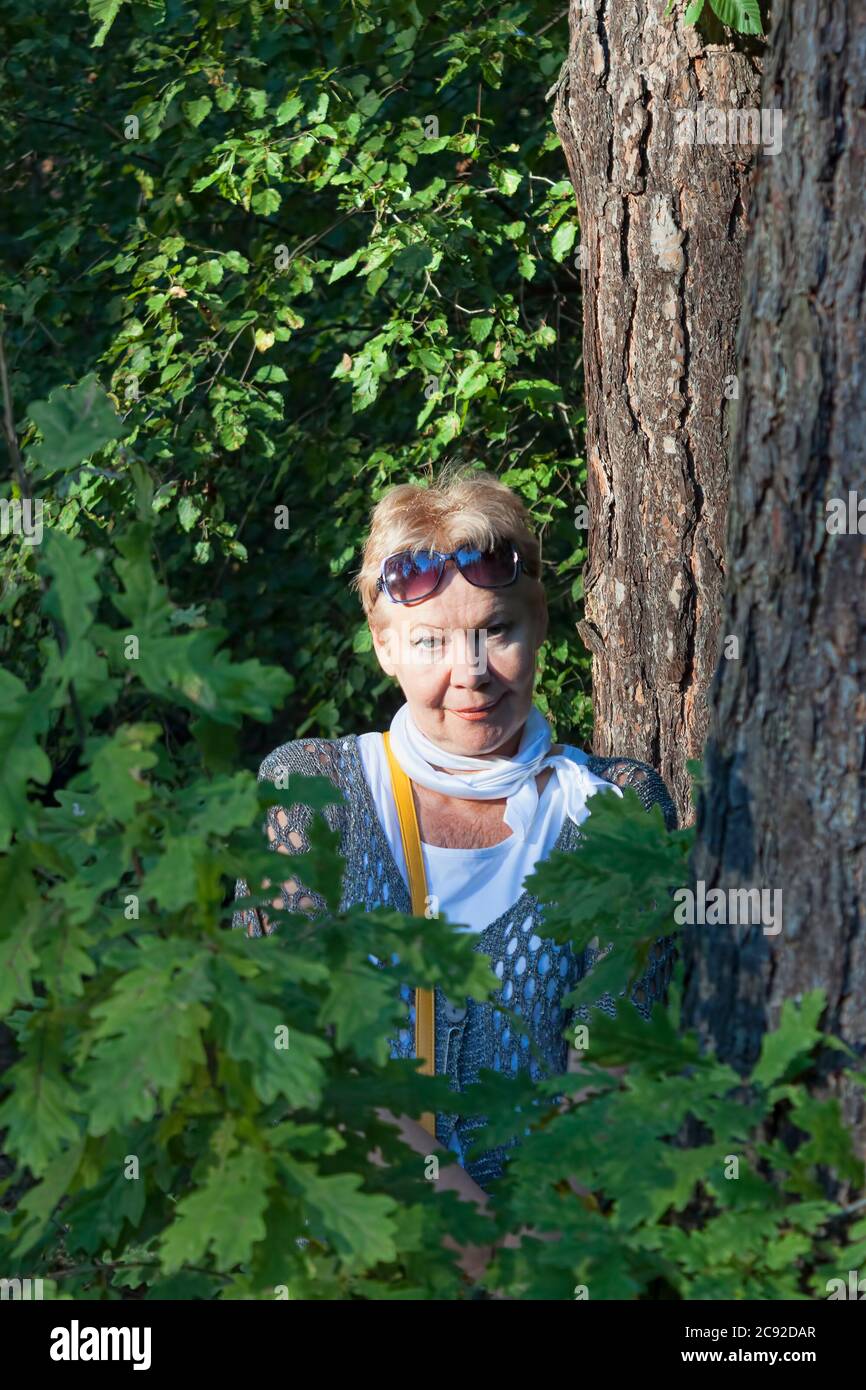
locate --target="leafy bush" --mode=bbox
[1,684,861,1299]
[1,0,592,764]
[485,793,866,1300]
[1,0,596,1300]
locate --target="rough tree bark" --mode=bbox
[682,0,866,1148]
[553,0,763,824]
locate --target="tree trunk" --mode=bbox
[553,0,763,824]
[682,0,866,1148]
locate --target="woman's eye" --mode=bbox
[414,635,439,650]
[486,625,509,638]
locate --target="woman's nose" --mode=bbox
[449,630,489,684]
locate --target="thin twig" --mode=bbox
[0,328,28,497]
[534,7,569,37]
[41,1258,232,1284]
[238,335,257,384]
[556,399,579,455]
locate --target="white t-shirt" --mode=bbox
[356,732,617,934]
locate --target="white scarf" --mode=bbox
[387,702,619,840]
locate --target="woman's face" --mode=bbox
[370,562,548,758]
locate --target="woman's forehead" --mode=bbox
[388,577,534,627]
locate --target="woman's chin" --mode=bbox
[443,714,520,757]
[415,696,531,757]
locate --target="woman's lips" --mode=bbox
[448,694,504,720]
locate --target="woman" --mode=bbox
[233,470,676,1211]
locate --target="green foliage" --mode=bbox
[470,798,864,1301]
[27,375,128,480]
[1,676,861,1300]
[1,0,592,759]
[669,0,765,36]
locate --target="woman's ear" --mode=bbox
[370,619,397,677]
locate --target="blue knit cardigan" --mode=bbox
[233,734,677,1191]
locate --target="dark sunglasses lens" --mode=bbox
[383,550,442,602]
[457,541,517,588]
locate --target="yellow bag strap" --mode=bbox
[382,731,436,1138]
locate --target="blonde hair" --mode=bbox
[354,468,542,620]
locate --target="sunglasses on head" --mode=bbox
[375,539,523,605]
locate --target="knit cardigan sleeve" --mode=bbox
[233,739,679,1020]
[579,753,679,1022]
[231,738,347,937]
